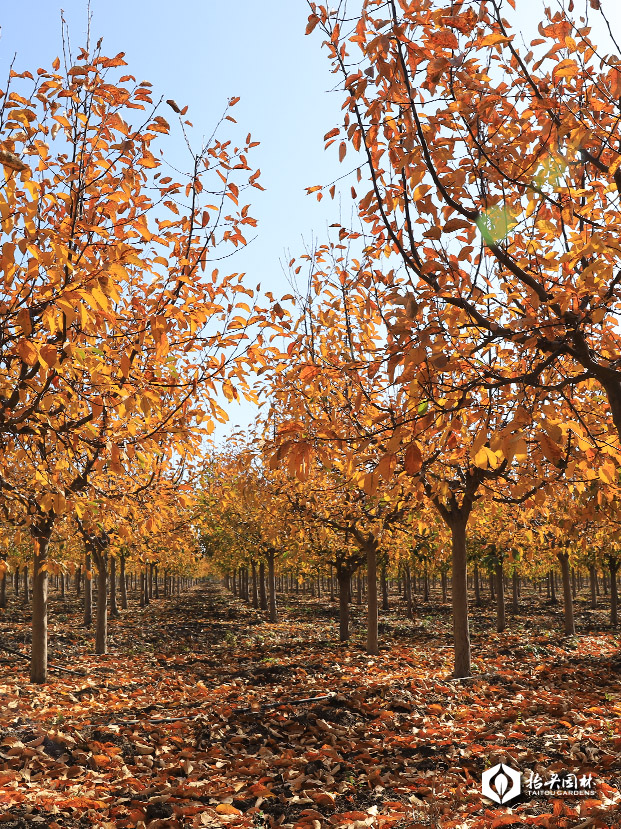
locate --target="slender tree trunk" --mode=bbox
[251,560,259,609]
[474,560,481,606]
[0,562,6,609]
[356,568,362,606]
[489,570,495,601]
[139,570,145,607]
[450,516,471,678]
[495,560,505,633]
[381,562,389,611]
[148,563,154,599]
[441,569,447,603]
[154,565,159,599]
[22,566,30,606]
[13,568,19,597]
[590,563,597,608]
[571,567,576,599]
[144,565,150,605]
[119,556,128,610]
[558,552,575,635]
[84,554,93,626]
[110,556,120,619]
[330,565,335,602]
[259,560,267,610]
[609,558,619,628]
[31,526,53,683]
[405,563,414,620]
[550,569,557,603]
[366,540,379,655]
[94,551,108,654]
[338,568,350,642]
[512,570,519,613]
[60,571,66,601]
[423,560,429,602]
[267,550,277,622]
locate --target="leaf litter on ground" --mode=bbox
[0,584,619,828]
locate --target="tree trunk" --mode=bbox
[550,569,557,603]
[143,565,150,606]
[119,556,128,610]
[0,562,6,609]
[154,565,159,599]
[474,560,481,606]
[259,560,267,610]
[30,526,53,683]
[139,569,146,607]
[84,554,93,627]
[94,551,108,654]
[512,570,519,613]
[423,560,429,602]
[609,557,619,628]
[110,556,120,619]
[405,562,414,620]
[330,565,335,602]
[338,568,350,642]
[558,552,575,635]
[267,549,277,622]
[590,563,597,608]
[22,565,30,606]
[441,569,447,603]
[450,517,471,678]
[381,562,389,611]
[251,560,259,609]
[366,540,379,655]
[495,560,505,633]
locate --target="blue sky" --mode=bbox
[1,1,620,440]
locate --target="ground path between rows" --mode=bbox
[0,583,620,828]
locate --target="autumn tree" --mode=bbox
[0,39,267,681]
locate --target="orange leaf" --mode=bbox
[216,804,242,816]
[404,442,423,475]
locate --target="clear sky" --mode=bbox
[1,1,620,440]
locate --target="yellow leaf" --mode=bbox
[553,59,579,81]
[480,33,511,46]
[17,339,38,366]
[17,309,32,335]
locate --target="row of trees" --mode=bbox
[200,450,621,649]
[202,0,621,677]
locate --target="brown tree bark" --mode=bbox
[337,567,351,642]
[366,540,379,655]
[84,553,93,627]
[110,555,120,619]
[119,555,128,610]
[450,516,471,678]
[267,549,277,622]
[609,556,619,628]
[259,560,267,610]
[495,559,505,633]
[558,552,575,636]
[381,562,389,611]
[30,522,53,683]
